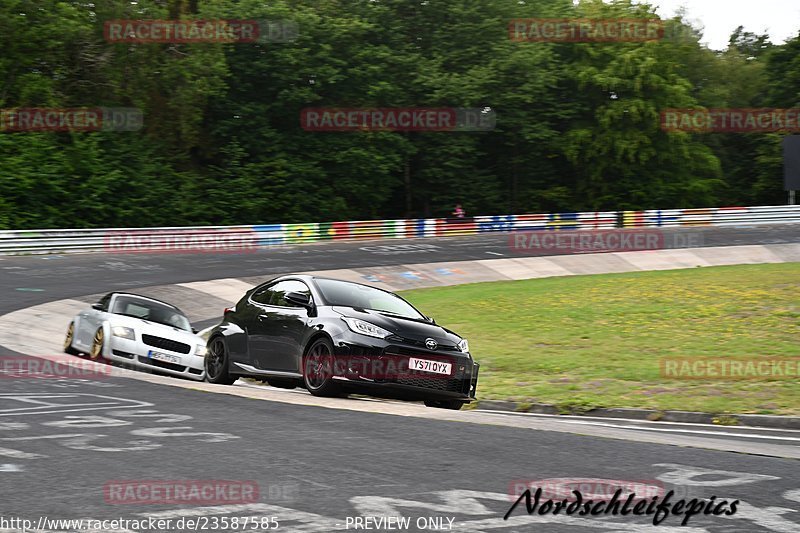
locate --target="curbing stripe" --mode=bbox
[178,278,256,305]
[477,256,574,280]
[614,249,712,270]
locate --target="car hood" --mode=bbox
[331,306,463,347]
[107,314,204,347]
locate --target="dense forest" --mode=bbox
[0,0,798,229]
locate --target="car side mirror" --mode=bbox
[91,303,104,311]
[285,291,312,309]
[192,328,199,334]
[427,316,436,325]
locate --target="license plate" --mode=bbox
[148,350,180,364]
[409,357,452,375]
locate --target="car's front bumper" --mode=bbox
[329,333,479,402]
[107,337,206,381]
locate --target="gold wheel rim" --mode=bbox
[64,324,74,350]
[90,329,103,360]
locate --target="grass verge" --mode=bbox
[399,263,800,416]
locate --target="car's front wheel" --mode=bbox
[89,328,106,361]
[63,322,80,356]
[302,337,339,397]
[424,399,465,410]
[205,337,237,385]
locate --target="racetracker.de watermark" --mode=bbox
[104,480,263,505]
[509,478,666,502]
[509,229,703,254]
[0,356,112,379]
[300,108,496,132]
[661,357,800,380]
[311,353,462,381]
[104,19,298,43]
[661,108,800,133]
[104,230,258,254]
[0,108,142,132]
[509,18,664,42]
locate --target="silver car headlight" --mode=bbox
[195,344,208,356]
[458,338,469,353]
[111,326,135,340]
[342,317,392,339]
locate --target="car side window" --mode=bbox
[269,280,311,307]
[251,285,275,305]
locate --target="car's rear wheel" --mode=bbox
[63,322,80,356]
[205,337,237,385]
[424,399,465,410]
[89,328,106,361]
[302,337,339,397]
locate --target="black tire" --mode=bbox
[424,399,465,410]
[89,327,106,361]
[302,337,339,397]
[266,378,298,389]
[205,337,237,385]
[63,322,80,356]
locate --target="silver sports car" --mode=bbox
[64,292,207,381]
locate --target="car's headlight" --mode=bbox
[195,344,208,356]
[111,326,135,340]
[342,317,392,339]
[458,338,469,353]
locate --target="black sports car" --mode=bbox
[204,275,479,409]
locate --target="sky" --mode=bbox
[642,0,800,49]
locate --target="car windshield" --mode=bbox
[315,279,425,320]
[111,296,192,331]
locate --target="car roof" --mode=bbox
[269,273,371,286]
[269,274,399,296]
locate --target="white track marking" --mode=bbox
[783,489,800,503]
[351,489,504,516]
[0,447,45,459]
[0,393,152,417]
[1,433,88,441]
[0,422,29,430]
[541,419,800,442]
[655,464,780,486]
[129,426,239,443]
[719,501,800,533]
[103,410,193,423]
[475,410,800,433]
[1,432,162,452]
[42,415,133,428]
[59,435,161,452]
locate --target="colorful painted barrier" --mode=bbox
[0,205,797,255]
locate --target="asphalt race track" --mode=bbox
[2,223,800,314]
[1,225,799,532]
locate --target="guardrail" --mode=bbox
[0,205,798,255]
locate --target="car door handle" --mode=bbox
[258,314,269,321]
